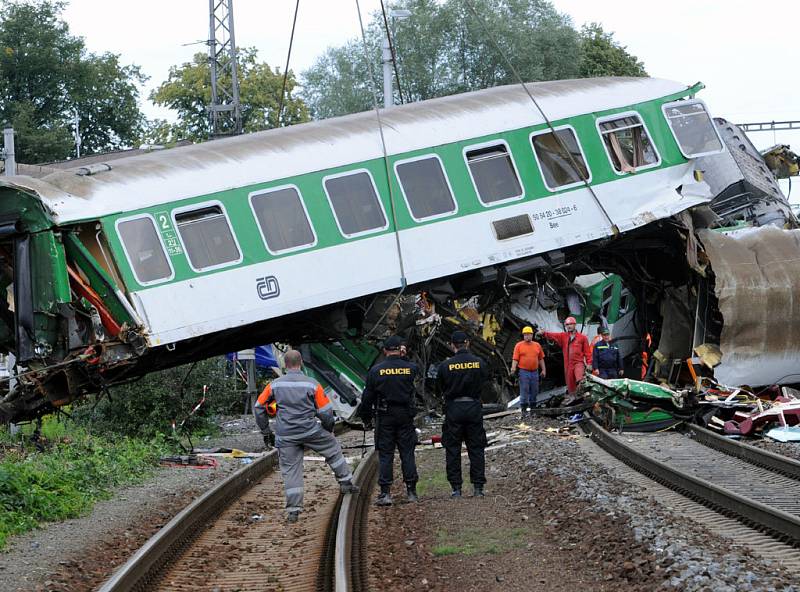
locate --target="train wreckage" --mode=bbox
[0,76,798,427]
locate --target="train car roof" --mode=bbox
[1,77,692,224]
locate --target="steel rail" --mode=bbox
[686,424,800,480]
[97,450,278,592]
[334,449,378,592]
[583,419,800,545]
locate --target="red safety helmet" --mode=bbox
[564,316,577,325]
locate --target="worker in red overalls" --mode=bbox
[538,317,592,397]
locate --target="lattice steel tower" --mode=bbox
[208,0,242,137]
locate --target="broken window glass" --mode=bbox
[531,128,590,190]
[251,187,315,253]
[663,101,723,157]
[465,144,523,204]
[324,171,387,236]
[175,205,240,271]
[117,217,172,283]
[599,114,659,173]
[395,156,457,219]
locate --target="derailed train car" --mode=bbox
[0,76,783,422]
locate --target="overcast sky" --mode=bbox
[62,0,798,194]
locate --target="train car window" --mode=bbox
[662,100,723,158]
[250,187,315,253]
[465,144,524,204]
[323,171,387,237]
[530,127,590,191]
[395,155,457,220]
[598,114,659,173]
[619,289,631,316]
[174,205,241,271]
[117,216,173,284]
[601,283,614,320]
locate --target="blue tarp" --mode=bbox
[226,345,279,369]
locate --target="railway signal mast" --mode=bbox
[208,0,242,138]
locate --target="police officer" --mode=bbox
[359,335,419,506]
[591,327,624,379]
[437,331,489,498]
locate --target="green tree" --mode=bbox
[0,1,146,163]
[301,0,646,119]
[71,358,242,440]
[150,48,309,142]
[578,23,647,78]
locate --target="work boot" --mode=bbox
[376,492,393,506]
[473,485,485,497]
[451,488,462,499]
[286,510,300,523]
[406,484,419,503]
[340,480,360,494]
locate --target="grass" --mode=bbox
[0,418,169,549]
[416,468,451,497]
[432,526,530,557]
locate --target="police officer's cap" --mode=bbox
[450,330,469,344]
[383,335,404,351]
[598,326,610,335]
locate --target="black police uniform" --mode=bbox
[592,340,623,379]
[359,355,419,492]
[436,348,489,492]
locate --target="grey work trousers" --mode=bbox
[277,427,353,513]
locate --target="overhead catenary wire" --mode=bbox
[461,0,620,236]
[354,0,408,293]
[277,0,300,127]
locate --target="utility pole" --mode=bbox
[1,127,16,176]
[237,348,257,414]
[381,9,411,109]
[73,111,81,158]
[208,0,242,137]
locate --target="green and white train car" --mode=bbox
[0,76,724,420]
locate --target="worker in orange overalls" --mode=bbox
[538,316,592,396]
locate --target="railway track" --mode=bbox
[98,445,378,592]
[583,419,800,556]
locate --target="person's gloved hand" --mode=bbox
[618,370,624,377]
[263,432,275,449]
[363,418,374,430]
[321,416,335,433]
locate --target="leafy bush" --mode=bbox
[71,357,242,439]
[0,425,167,549]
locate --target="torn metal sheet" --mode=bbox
[698,226,800,386]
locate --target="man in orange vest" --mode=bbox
[510,326,546,417]
[254,349,359,523]
[538,317,592,397]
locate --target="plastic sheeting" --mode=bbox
[698,226,800,386]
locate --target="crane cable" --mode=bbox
[277,0,300,126]
[462,0,619,236]
[354,0,408,293]
[379,0,406,105]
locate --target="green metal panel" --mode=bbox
[29,231,70,356]
[63,233,134,326]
